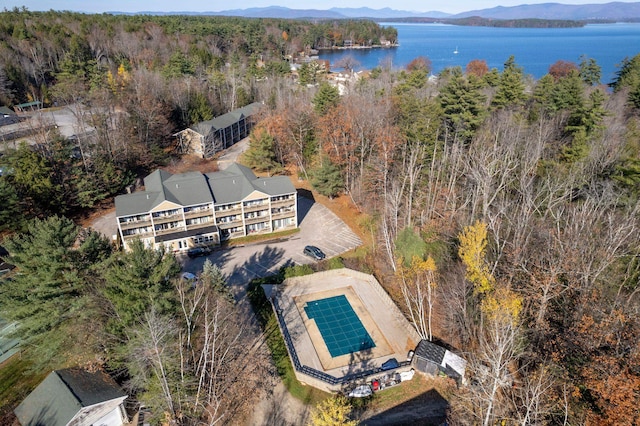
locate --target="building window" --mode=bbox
[193,235,216,244]
[273,218,293,229]
[187,217,210,226]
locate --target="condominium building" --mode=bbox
[115,163,297,252]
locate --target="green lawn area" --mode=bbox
[0,356,46,422]
[223,228,300,247]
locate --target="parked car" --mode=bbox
[381,358,400,371]
[187,246,212,258]
[303,245,326,260]
[348,384,372,398]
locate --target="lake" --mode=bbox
[318,23,640,83]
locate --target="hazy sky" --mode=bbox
[3,0,639,14]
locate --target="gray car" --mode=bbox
[303,245,325,260]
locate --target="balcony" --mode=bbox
[244,215,270,225]
[154,224,186,236]
[215,205,241,214]
[272,210,295,220]
[122,229,153,239]
[271,197,295,207]
[152,213,183,224]
[217,219,243,229]
[186,221,215,231]
[243,202,268,213]
[183,209,212,220]
[119,218,152,230]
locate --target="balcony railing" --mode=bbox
[244,215,270,225]
[271,198,295,207]
[152,213,182,224]
[122,229,153,239]
[185,221,214,231]
[119,218,152,230]
[272,210,295,220]
[217,219,243,229]
[154,225,186,236]
[183,209,212,219]
[243,203,268,213]
[214,205,241,214]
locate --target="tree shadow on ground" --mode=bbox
[359,388,449,426]
[178,246,232,276]
[227,245,290,299]
[256,384,311,426]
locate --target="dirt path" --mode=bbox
[249,381,311,426]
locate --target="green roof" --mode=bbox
[14,368,126,426]
[116,170,214,217]
[116,163,295,217]
[190,102,262,136]
[206,163,295,204]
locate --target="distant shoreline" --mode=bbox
[316,44,399,51]
[377,17,586,28]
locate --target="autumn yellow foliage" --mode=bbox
[309,396,358,426]
[458,220,495,294]
[481,287,523,324]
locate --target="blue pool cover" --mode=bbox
[304,295,376,357]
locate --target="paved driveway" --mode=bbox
[181,196,362,291]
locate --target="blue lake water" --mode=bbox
[318,23,640,83]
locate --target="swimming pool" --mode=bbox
[304,295,376,358]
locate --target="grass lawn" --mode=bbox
[0,356,46,422]
[222,227,300,247]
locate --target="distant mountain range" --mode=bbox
[128,2,640,21]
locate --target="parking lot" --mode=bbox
[180,195,363,292]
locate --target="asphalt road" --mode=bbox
[180,195,362,293]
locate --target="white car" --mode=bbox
[348,384,372,398]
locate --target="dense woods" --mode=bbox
[1,8,640,425]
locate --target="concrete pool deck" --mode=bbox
[270,268,421,390]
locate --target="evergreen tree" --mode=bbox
[611,54,640,93]
[243,126,283,173]
[552,70,584,112]
[200,259,234,302]
[611,54,640,109]
[613,119,640,191]
[579,55,601,86]
[101,240,180,338]
[4,143,61,215]
[0,217,97,351]
[311,157,344,198]
[491,55,527,109]
[163,51,195,78]
[439,68,487,141]
[312,82,340,116]
[187,92,213,125]
[531,74,556,119]
[0,176,24,232]
[395,227,427,267]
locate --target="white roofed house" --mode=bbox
[115,163,297,253]
[174,102,262,158]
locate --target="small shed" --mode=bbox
[413,339,467,384]
[14,367,128,426]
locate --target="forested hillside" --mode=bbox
[1,8,639,426]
